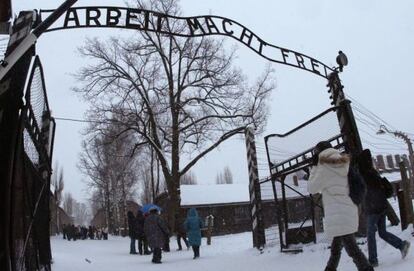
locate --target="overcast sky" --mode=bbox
[11,0,414,203]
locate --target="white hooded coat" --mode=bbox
[308,148,358,239]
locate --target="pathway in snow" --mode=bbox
[51,226,413,271]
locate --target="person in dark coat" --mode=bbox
[136,210,150,255]
[358,149,410,267]
[184,208,203,259]
[62,224,67,239]
[88,226,95,240]
[70,224,77,241]
[127,211,138,254]
[175,214,189,250]
[144,208,169,264]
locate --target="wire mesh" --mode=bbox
[261,108,346,250]
[26,64,49,130]
[266,109,341,166]
[9,55,54,270]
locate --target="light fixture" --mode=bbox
[377,125,388,135]
[336,51,348,72]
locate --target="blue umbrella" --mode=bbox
[140,203,162,214]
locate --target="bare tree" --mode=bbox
[79,122,140,232]
[52,163,64,233]
[215,172,224,184]
[90,189,104,219]
[223,166,233,184]
[181,170,197,185]
[74,0,275,230]
[63,192,74,218]
[139,148,166,203]
[140,167,153,204]
[73,202,90,226]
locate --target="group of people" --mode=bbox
[62,224,108,241]
[127,207,203,264]
[308,142,411,271]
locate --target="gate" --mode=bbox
[0,16,55,269]
[0,1,364,266]
[263,106,347,252]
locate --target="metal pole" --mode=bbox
[379,125,414,180]
[0,0,77,81]
[265,136,286,251]
[397,133,414,180]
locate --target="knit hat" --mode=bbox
[314,141,332,155]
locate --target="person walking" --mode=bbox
[176,214,189,251]
[144,207,169,264]
[308,141,373,271]
[357,149,411,267]
[88,225,95,240]
[62,224,67,239]
[184,208,203,259]
[136,210,151,255]
[127,211,138,254]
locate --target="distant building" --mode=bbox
[156,182,308,236]
[49,192,72,235]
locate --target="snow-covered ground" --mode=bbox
[51,224,413,270]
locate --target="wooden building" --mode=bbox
[156,184,311,236]
[49,192,72,235]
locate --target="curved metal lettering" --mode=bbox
[40,6,334,78]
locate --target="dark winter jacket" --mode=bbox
[144,213,169,249]
[357,149,388,215]
[175,215,186,235]
[127,211,139,239]
[136,210,145,239]
[184,208,203,246]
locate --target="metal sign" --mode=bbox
[40,6,334,79]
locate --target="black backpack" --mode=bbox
[348,165,367,205]
[380,176,394,198]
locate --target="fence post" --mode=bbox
[398,161,414,230]
[327,71,365,235]
[206,215,213,245]
[245,127,265,249]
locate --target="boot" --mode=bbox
[401,241,411,259]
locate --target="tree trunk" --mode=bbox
[169,114,180,233]
[166,177,180,233]
[122,180,128,237]
[151,147,155,202]
[104,186,111,232]
[156,157,160,195]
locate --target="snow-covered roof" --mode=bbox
[180,174,309,206]
[180,170,402,207]
[180,184,250,206]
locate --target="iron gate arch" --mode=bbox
[0,1,363,269]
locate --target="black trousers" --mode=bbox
[177,234,189,250]
[326,234,372,271]
[152,247,162,263]
[192,246,200,258]
[138,237,150,254]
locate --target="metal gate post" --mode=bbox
[327,69,366,235]
[245,127,265,249]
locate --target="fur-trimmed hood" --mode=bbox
[318,148,350,165]
[318,148,350,176]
